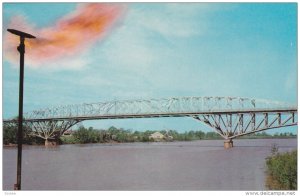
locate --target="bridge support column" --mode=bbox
[45,139,57,147]
[224,139,233,149]
[26,120,80,146]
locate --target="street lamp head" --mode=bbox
[7,29,36,39]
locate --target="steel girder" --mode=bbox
[192,111,297,139]
[6,96,296,121]
[27,120,80,140]
[3,97,297,140]
[4,119,80,140]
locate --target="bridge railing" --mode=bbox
[20,97,297,120]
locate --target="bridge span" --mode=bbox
[3,96,297,148]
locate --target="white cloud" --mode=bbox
[100,26,156,72]
[285,69,297,92]
[73,4,225,102]
[92,4,216,77]
[132,4,211,38]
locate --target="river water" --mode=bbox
[2,139,297,191]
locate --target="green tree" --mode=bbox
[195,131,205,139]
[180,132,192,141]
[188,131,196,140]
[3,121,38,145]
[73,126,101,144]
[115,131,126,142]
[108,126,119,135]
[205,132,221,139]
[73,126,89,144]
[3,124,17,145]
[266,150,297,190]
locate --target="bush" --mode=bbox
[61,135,78,144]
[266,150,297,190]
[73,126,101,144]
[3,124,17,145]
[3,123,41,145]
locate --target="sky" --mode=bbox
[2,3,298,133]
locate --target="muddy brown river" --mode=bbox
[2,138,297,190]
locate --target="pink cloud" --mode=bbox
[4,3,126,68]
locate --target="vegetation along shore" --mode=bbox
[3,124,296,146]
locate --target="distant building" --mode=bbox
[149,132,165,141]
[63,130,74,135]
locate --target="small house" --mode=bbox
[63,130,74,135]
[149,132,165,141]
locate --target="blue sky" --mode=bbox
[2,3,297,133]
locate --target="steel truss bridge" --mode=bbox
[3,96,297,147]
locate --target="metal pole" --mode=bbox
[14,37,25,190]
[7,29,35,190]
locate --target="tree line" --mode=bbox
[3,123,44,145]
[3,123,297,145]
[61,126,223,144]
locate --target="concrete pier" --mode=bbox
[45,139,57,147]
[224,139,233,149]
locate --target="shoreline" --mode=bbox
[3,136,297,147]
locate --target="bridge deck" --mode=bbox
[4,107,297,122]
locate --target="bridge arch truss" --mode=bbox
[3,96,297,146]
[192,110,297,140]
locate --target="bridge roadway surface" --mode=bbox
[20,107,297,121]
[4,96,296,120]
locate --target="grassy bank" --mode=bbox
[266,148,297,190]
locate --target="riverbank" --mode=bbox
[3,136,297,147]
[4,124,296,146]
[3,135,297,148]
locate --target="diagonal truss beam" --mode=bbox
[3,97,297,142]
[26,120,80,140]
[4,120,80,141]
[3,96,295,122]
[191,111,297,139]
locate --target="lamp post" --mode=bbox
[7,29,35,190]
